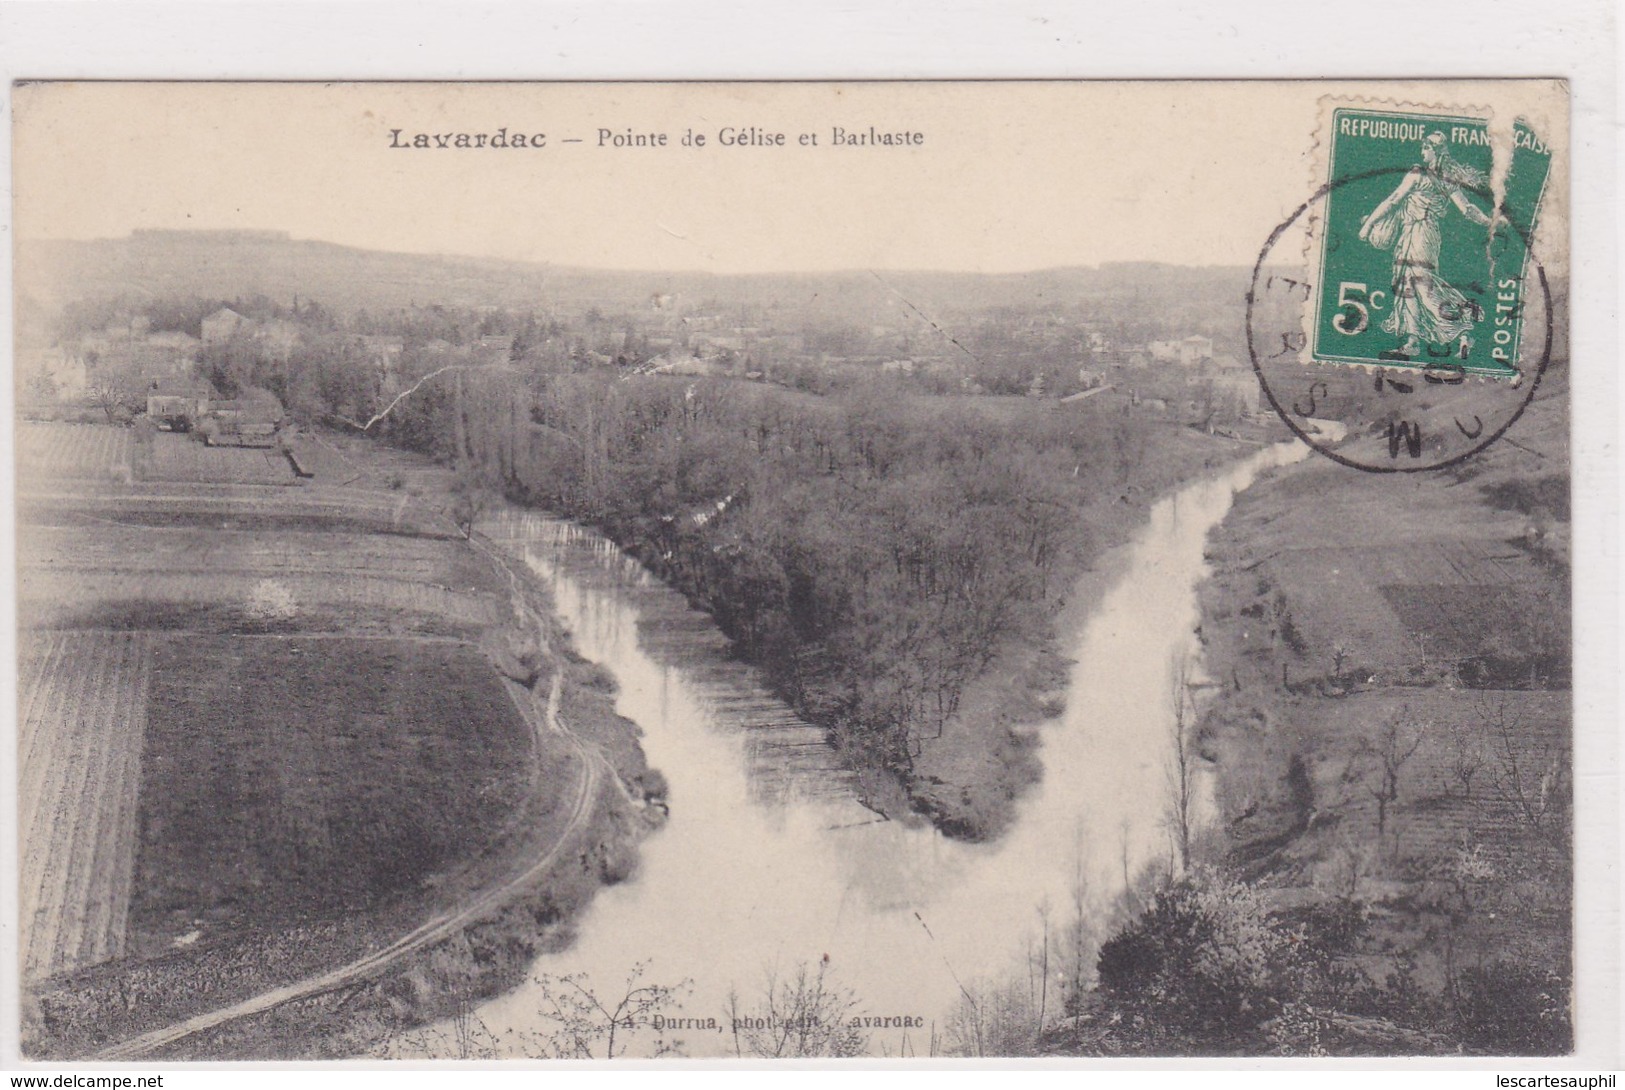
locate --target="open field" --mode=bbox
[143,433,296,485]
[19,518,484,582]
[18,485,461,538]
[1287,689,1569,874]
[16,456,526,961]
[1198,378,1570,725]
[128,635,534,957]
[16,421,133,481]
[19,631,152,980]
[17,510,506,635]
[284,430,469,495]
[1233,538,1566,685]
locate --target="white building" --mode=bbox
[201,307,247,346]
[1148,334,1214,366]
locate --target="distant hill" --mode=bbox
[16,229,1258,327]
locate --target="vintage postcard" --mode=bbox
[9,80,1581,1061]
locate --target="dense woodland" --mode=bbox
[476,372,1118,773]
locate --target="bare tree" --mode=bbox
[1165,653,1197,875]
[1349,706,1428,851]
[372,999,505,1060]
[726,959,869,1058]
[944,975,1042,1058]
[86,355,146,423]
[1031,904,1052,1037]
[334,360,518,432]
[1331,642,1351,679]
[1057,833,1099,1022]
[525,961,691,1059]
[1480,692,1568,833]
[448,459,492,540]
[1442,715,1485,800]
[1322,832,1377,900]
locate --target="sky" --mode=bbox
[12,80,1569,275]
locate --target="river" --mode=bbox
[440,439,1312,1058]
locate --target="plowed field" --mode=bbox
[19,631,152,980]
[16,422,133,481]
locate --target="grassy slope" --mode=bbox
[1191,374,1572,1013]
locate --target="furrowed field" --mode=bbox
[142,433,298,485]
[15,422,639,1059]
[16,421,134,481]
[129,635,531,954]
[20,631,151,978]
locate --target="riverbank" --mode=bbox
[1186,381,1573,1051]
[906,420,1265,841]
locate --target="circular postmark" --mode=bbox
[1247,166,1552,473]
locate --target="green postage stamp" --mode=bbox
[1310,103,1554,378]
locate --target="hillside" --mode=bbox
[1182,365,1572,1052]
[16,231,1255,330]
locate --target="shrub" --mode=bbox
[1454,961,1572,1055]
[1095,870,1298,1051]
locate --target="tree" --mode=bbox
[201,324,263,397]
[23,368,58,404]
[86,356,146,423]
[945,974,1043,1057]
[1441,715,1484,800]
[376,1000,505,1060]
[1479,692,1568,833]
[239,385,285,423]
[1346,706,1427,851]
[1093,869,1298,1052]
[726,959,869,1058]
[1165,653,1197,875]
[448,460,492,540]
[1058,838,1103,1021]
[1111,417,1149,484]
[525,962,691,1059]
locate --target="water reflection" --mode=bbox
[455,441,1307,1057]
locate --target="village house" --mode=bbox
[1147,334,1214,366]
[145,373,214,430]
[201,307,247,347]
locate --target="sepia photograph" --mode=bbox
[4,76,1599,1064]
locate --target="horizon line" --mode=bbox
[17,229,1268,280]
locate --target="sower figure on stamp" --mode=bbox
[1359,130,1496,361]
